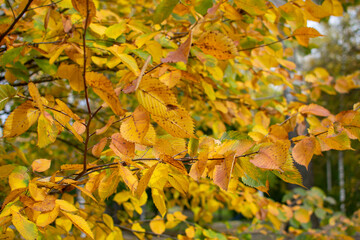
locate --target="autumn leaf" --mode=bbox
[213,152,236,190]
[150,216,165,235]
[71,0,96,27]
[36,205,60,227]
[293,27,323,47]
[62,211,94,239]
[3,101,40,138]
[160,154,187,175]
[162,31,193,64]
[152,188,167,217]
[153,0,178,24]
[118,164,138,193]
[9,166,30,191]
[189,150,208,181]
[0,84,16,111]
[292,137,317,169]
[11,210,38,240]
[28,82,44,113]
[120,105,150,143]
[57,63,84,92]
[91,137,107,157]
[86,72,124,116]
[31,159,51,172]
[110,133,135,158]
[136,163,158,198]
[195,31,238,60]
[37,114,57,148]
[299,103,331,117]
[250,141,290,171]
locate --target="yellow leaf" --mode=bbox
[98,168,121,201]
[105,20,126,39]
[195,31,238,60]
[202,81,216,101]
[154,135,186,157]
[3,101,40,137]
[56,199,77,212]
[11,210,38,240]
[86,72,124,116]
[36,205,60,227]
[28,82,43,113]
[118,165,138,193]
[102,213,114,230]
[55,99,81,121]
[135,163,158,198]
[136,77,178,117]
[152,107,195,138]
[62,211,94,239]
[294,208,311,224]
[149,163,168,190]
[117,54,140,76]
[0,165,15,178]
[31,159,51,172]
[72,185,98,202]
[131,223,145,240]
[168,171,189,195]
[28,182,46,201]
[120,105,150,143]
[149,216,165,235]
[37,114,57,148]
[55,217,72,233]
[293,27,323,47]
[9,166,29,191]
[57,63,84,92]
[152,188,166,217]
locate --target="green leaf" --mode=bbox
[34,59,58,75]
[0,84,16,110]
[1,47,24,66]
[194,0,213,15]
[153,0,178,24]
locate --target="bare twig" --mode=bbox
[239,36,291,51]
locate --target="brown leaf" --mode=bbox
[162,31,193,64]
[32,195,56,212]
[160,154,187,175]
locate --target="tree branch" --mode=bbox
[0,0,35,43]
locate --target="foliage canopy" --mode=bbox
[0,0,360,239]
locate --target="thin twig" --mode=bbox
[11,76,61,87]
[0,0,35,42]
[239,36,291,51]
[76,0,92,180]
[5,0,16,19]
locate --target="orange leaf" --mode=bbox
[162,31,193,64]
[118,165,138,193]
[110,133,135,158]
[96,116,115,135]
[250,141,290,171]
[92,137,107,157]
[189,150,207,181]
[213,152,236,191]
[293,27,323,47]
[299,103,330,117]
[32,159,51,172]
[292,137,316,169]
[195,31,237,60]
